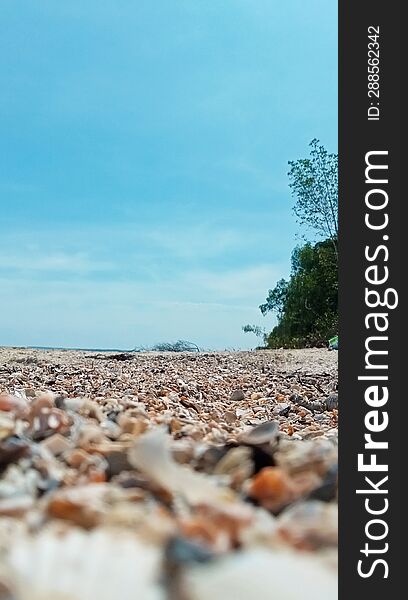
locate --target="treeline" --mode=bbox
[244,139,338,349]
[259,238,337,348]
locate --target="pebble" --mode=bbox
[325,393,338,410]
[229,389,245,401]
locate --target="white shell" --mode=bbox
[3,524,163,600]
[186,548,337,600]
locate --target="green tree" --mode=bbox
[288,139,338,256]
[258,239,338,348]
[243,140,338,348]
[241,324,267,346]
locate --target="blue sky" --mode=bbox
[0,1,337,350]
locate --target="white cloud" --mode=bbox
[0,252,111,273]
[186,265,280,301]
[0,260,279,349]
[0,223,285,349]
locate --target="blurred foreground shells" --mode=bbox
[3,524,163,600]
[0,348,338,599]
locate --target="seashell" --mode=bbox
[0,394,29,419]
[179,516,229,553]
[277,500,338,550]
[273,403,291,417]
[0,495,34,517]
[238,421,279,446]
[5,525,163,600]
[76,424,106,448]
[0,464,40,500]
[185,548,337,600]
[170,440,195,465]
[60,397,85,413]
[128,428,234,507]
[99,419,121,440]
[29,408,72,441]
[276,438,337,477]
[117,414,148,436]
[40,433,71,456]
[307,464,338,502]
[0,414,16,440]
[46,484,118,528]
[65,448,91,469]
[0,437,30,473]
[223,410,236,424]
[213,447,254,486]
[30,395,55,415]
[249,467,296,513]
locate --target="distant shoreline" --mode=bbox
[0,345,134,353]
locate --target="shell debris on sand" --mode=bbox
[0,348,338,599]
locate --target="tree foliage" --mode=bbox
[241,324,267,347]
[260,239,338,348]
[288,139,338,255]
[243,140,338,349]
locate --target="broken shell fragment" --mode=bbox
[238,421,279,446]
[0,394,29,419]
[0,437,30,473]
[249,467,297,513]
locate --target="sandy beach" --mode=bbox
[1,348,338,599]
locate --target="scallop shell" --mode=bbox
[185,548,337,600]
[2,524,163,600]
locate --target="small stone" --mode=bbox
[229,389,245,401]
[325,393,338,410]
[273,403,291,417]
[104,450,133,478]
[164,535,214,567]
[314,413,330,423]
